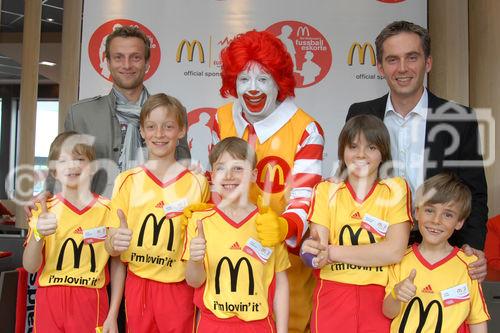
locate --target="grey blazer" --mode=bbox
[61,90,190,196]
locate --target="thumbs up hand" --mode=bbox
[35,197,58,237]
[393,269,417,302]
[255,196,288,247]
[110,209,132,253]
[24,191,52,218]
[180,203,215,234]
[190,220,206,262]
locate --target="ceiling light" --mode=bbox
[47,18,54,22]
[39,61,56,67]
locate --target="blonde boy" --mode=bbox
[383,173,490,332]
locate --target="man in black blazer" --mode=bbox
[346,21,487,277]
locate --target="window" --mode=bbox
[1,85,59,199]
[33,100,59,194]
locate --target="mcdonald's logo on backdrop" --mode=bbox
[57,238,96,272]
[176,39,205,63]
[339,225,376,245]
[347,42,376,66]
[215,257,255,295]
[296,26,311,37]
[266,20,332,88]
[137,213,174,251]
[399,297,443,332]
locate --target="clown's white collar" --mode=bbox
[231,97,298,143]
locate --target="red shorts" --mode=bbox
[197,311,276,333]
[124,271,195,333]
[311,279,390,333]
[34,285,108,333]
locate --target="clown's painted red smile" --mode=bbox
[236,61,278,117]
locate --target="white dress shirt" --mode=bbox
[384,89,428,197]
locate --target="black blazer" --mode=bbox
[347,91,488,249]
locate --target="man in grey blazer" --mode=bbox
[61,26,191,333]
[64,25,190,196]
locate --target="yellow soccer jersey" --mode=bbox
[308,177,412,286]
[387,244,490,332]
[182,207,290,321]
[27,194,111,288]
[110,166,209,282]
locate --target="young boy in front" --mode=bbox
[23,131,112,332]
[383,173,490,332]
[183,137,290,333]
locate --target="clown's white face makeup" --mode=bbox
[236,61,279,123]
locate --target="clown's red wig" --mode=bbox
[219,30,295,102]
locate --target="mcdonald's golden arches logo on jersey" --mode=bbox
[57,237,96,272]
[255,156,290,194]
[339,225,376,246]
[137,213,174,251]
[215,256,255,295]
[399,297,443,332]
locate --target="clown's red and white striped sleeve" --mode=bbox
[283,121,324,248]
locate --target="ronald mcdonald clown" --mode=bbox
[211,30,324,333]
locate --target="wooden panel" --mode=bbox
[58,0,83,132]
[469,0,500,217]
[428,0,469,106]
[15,0,42,228]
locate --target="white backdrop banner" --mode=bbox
[80,0,427,175]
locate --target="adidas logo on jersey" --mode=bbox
[155,201,165,209]
[74,227,83,234]
[230,242,241,250]
[422,284,434,293]
[351,211,362,219]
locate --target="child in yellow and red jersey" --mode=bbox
[23,131,112,332]
[105,93,209,333]
[301,114,412,333]
[183,137,290,333]
[383,173,489,332]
